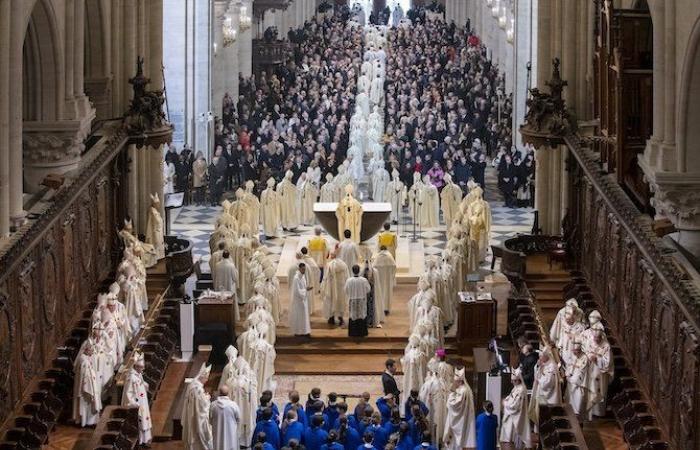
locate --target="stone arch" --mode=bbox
[85,0,109,79]
[677,15,700,172]
[22,0,63,122]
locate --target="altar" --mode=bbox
[314,202,391,242]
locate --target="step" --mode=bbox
[525,280,569,290]
[524,272,571,281]
[275,340,459,355]
[275,354,474,376]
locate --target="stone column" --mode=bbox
[651,178,700,260]
[212,0,228,117]
[641,0,665,172]
[238,0,253,77]
[0,0,9,237]
[150,0,165,90]
[9,0,25,228]
[663,0,677,169]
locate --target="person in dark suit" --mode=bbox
[518,344,539,389]
[381,359,400,401]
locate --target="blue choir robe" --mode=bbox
[395,434,414,450]
[475,412,498,450]
[282,421,306,447]
[263,444,275,450]
[257,403,281,424]
[356,419,372,436]
[284,403,308,428]
[382,421,401,438]
[324,405,340,431]
[310,412,330,431]
[403,399,429,420]
[253,419,281,450]
[339,426,361,450]
[375,399,392,424]
[321,443,345,450]
[333,415,359,431]
[364,424,387,449]
[407,418,424,444]
[304,426,330,450]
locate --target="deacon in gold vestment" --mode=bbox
[377,222,397,259]
[308,227,329,275]
[336,185,363,244]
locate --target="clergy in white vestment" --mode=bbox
[289,263,313,336]
[210,386,241,450]
[231,356,258,444]
[556,306,587,361]
[372,167,390,203]
[419,370,448,446]
[118,221,157,267]
[440,174,463,227]
[564,342,597,419]
[106,290,133,344]
[262,266,281,324]
[499,369,531,449]
[233,230,254,304]
[443,367,476,450]
[429,348,455,387]
[580,310,606,352]
[243,180,261,234]
[585,329,613,418]
[337,230,363,270]
[408,172,425,223]
[336,185,364,244]
[408,278,433,330]
[145,193,165,260]
[414,297,445,349]
[121,352,153,445]
[527,347,562,428]
[260,178,281,238]
[400,334,428,413]
[164,161,175,194]
[322,253,350,325]
[72,343,102,427]
[347,146,365,181]
[358,74,371,94]
[214,251,239,297]
[246,303,276,345]
[219,345,239,391]
[277,170,301,230]
[210,241,226,289]
[183,364,214,450]
[300,247,321,314]
[549,298,585,343]
[298,173,318,226]
[320,173,340,202]
[385,170,406,223]
[421,175,440,228]
[370,74,384,106]
[100,308,125,367]
[371,247,396,326]
[247,324,277,391]
[121,275,146,333]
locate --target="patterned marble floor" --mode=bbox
[171,166,534,272]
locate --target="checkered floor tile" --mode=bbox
[171,166,533,273]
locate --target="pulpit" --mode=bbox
[314,202,391,242]
[456,292,496,352]
[194,291,237,364]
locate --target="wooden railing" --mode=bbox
[563,133,699,449]
[0,123,130,431]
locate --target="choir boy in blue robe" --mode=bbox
[338,416,361,450]
[284,390,308,429]
[475,401,498,450]
[282,410,306,447]
[305,414,330,450]
[320,430,345,450]
[413,432,437,450]
[357,431,379,450]
[253,409,281,450]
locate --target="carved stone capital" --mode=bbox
[648,174,700,231]
[22,120,92,193]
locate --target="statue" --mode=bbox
[145,193,165,259]
[336,185,363,244]
[124,57,168,134]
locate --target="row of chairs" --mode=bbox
[86,406,140,450]
[539,404,589,449]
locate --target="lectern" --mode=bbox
[456,292,496,352]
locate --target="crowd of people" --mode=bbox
[156,1,534,215]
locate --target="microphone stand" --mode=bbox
[417,201,423,240]
[411,193,418,243]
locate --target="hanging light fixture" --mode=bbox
[239,5,252,31]
[499,4,508,29]
[491,0,500,18]
[486,0,493,7]
[506,18,514,43]
[223,15,237,47]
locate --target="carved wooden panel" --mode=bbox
[677,322,699,450]
[620,238,638,365]
[636,259,655,383]
[0,138,129,427]
[605,215,621,321]
[652,293,677,433]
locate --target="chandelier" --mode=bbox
[239,6,252,31]
[491,0,500,18]
[485,0,493,6]
[506,18,514,43]
[499,4,507,29]
[223,15,237,47]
